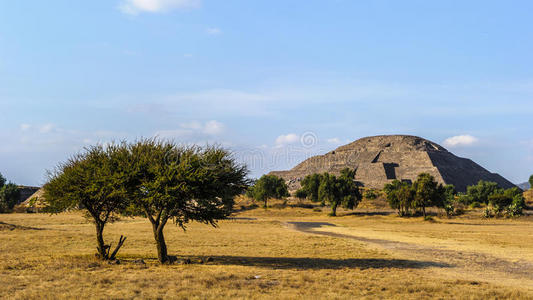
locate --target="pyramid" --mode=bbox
[270,135,516,192]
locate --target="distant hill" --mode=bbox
[517,182,531,190]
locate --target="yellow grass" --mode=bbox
[2,203,533,299]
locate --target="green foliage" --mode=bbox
[529,175,533,189]
[384,174,449,217]
[442,185,457,216]
[294,189,307,200]
[0,172,6,188]
[384,180,408,216]
[300,173,323,203]
[0,183,20,213]
[122,140,249,263]
[247,175,289,207]
[43,144,130,259]
[465,180,503,205]
[412,173,443,217]
[484,187,526,218]
[364,189,378,200]
[318,168,362,216]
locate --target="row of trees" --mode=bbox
[44,140,248,263]
[384,173,454,217]
[383,175,527,218]
[296,168,362,216]
[455,180,525,217]
[246,168,363,216]
[0,173,20,213]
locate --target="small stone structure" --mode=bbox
[270,135,516,192]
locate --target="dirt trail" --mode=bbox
[285,221,533,287]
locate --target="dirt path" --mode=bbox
[285,221,533,287]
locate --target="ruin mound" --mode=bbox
[270,135,515,192]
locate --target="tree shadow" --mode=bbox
[203,255,450,270]
[344,211,393,217]
[0,221,44,231]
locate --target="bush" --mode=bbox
[294,189,307,200]
[364,189,378,200]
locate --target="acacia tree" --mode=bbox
[124,140,248,264]
[247,174,289,208]
[43,144,129,260]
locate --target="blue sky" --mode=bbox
[1,0,533,186]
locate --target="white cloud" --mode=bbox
[327,137,341,144]
[20,124,31,131]
[275,134,300,147]
[206,27,222,35]
[443,135,479,147]
[39,124,55,134]
[155,120,225,139]
[118,0,201,15]
[203,120,225,135]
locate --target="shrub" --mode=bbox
[248,175,289,208]
[364,190,378,200]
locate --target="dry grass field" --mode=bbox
[2,199,533,299]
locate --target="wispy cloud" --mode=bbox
[275,134,300,147]
[155,120,226,139]
[118,0,201,15]
[327,137,341,144]
[205,27,222,35]
[443,135,479,147]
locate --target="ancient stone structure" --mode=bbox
[270,135,516,192]
[17,186,40,204]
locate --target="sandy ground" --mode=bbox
[286,221,533,288]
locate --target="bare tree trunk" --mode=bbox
[152,222,169,263]
[330,202,337,216]
[95,222,108,259]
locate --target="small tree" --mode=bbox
[318,169,361,216]
[384,180,412,216]
[529,175,533,190]
[294,189,307,200]
[412,173,444,218]
[124,140,248,264]
[0,173,6,188]
[441,185,457,216]
[301,173,322,203]
[0,182,20,213]
[44,144,129,260]
[466,180,502,204]
[248,175,289,208]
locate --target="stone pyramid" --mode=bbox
[270,135,516,192]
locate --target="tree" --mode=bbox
[318,168,361,216]
[300,173,322,203]
[248,175,289,208]
[124,140,248,264]
[384,180,413,216]
[0,182,20,213]
[529,175,533,190]
[441,185,457,216]
[0,172,6,188]
[465,180,502,204]
[294,189,307,200]
[43,144,129,260]
[412,173,444,218]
